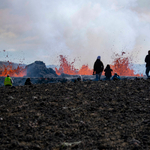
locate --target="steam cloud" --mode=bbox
[0,0,150,68]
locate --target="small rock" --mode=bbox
[0,118,3,121]
[32,96,38,100]
[142,135,149,141]
[32,144,41,150]
[129,138,141,147]
[62,107,68,109]
[8,96,14,100]
[61,141,82,147]
[17,124,21,128]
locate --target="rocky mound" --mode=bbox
[25,61,58,78]
[0,79,150,149]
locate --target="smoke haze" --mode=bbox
[0,0,150,68]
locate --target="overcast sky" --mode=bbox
[0,0,150,68]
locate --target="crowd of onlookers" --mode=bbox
[3,50,150,86]
[93,50,150,81]
[93,55,120,81]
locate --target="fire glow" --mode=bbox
[55,55,143,76]
[0,62,26,77]
[111,56,142,77]
[0,54,143,77]
[55,55,93,75]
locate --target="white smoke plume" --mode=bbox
[0,0,150,69]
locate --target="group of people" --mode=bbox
[93,50,150,81]
[93,56,120,81]
[4,75,32,86]
[3,50,150,86]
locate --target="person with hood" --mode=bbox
[4,74,13,86]
[145,50,150,78]
[112,73,121,80]
[93,56,104,81]
[104,64,113,80]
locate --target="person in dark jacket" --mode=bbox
[93,56,104,81]
[112,73,121,80]
[104,64,113,80]
[145,50,150,78]
[24,78,32,85]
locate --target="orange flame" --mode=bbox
[55,55,143,76]
[0,62,27,77]
[111,53,143,76]
[55,55,93,75]
[78,65,93,75]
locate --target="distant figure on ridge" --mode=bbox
[112,73,121,80]
[93,56,104,81]
[145,50,150,78]
[104,64,113,80]
[4,74,13,86]
[77,75,83,81]
[24,78,32,85]
[74,75,83,83]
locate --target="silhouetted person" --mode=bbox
[4,74,13,86]
[77,75,82,81]
[93,56,104,81]
[104,64,113,80]
[145,50,150,78]
[25,78,32,85]
[112,73,121,80]
[74,75,83,83]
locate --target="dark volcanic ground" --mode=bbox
[0,79,150,150]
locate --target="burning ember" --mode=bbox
[55,54,143,76]
[0,61,26,77]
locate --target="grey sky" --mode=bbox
[0,0,150,68]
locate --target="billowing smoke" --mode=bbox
[0,0,150,69]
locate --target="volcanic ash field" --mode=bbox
[0,79,150,149]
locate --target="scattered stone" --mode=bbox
[32,96,38,100]
[8,96,14,100]
[0,80,150,149]
[61,141,82,147]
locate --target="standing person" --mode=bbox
[104,64,113,80]
[145,50,150,78]
[4,74,13,86]
[93,56,104,81]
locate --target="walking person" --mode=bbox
[104,64,113,80]
[145,50,150,78]
[93,56,104,81]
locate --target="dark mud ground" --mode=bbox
[0,79,150,150]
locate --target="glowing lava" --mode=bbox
[55,55,93,75]
[55,54,143,76]
[111,53,143,76]
[0,62,27,77]
[0,54,142,77]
